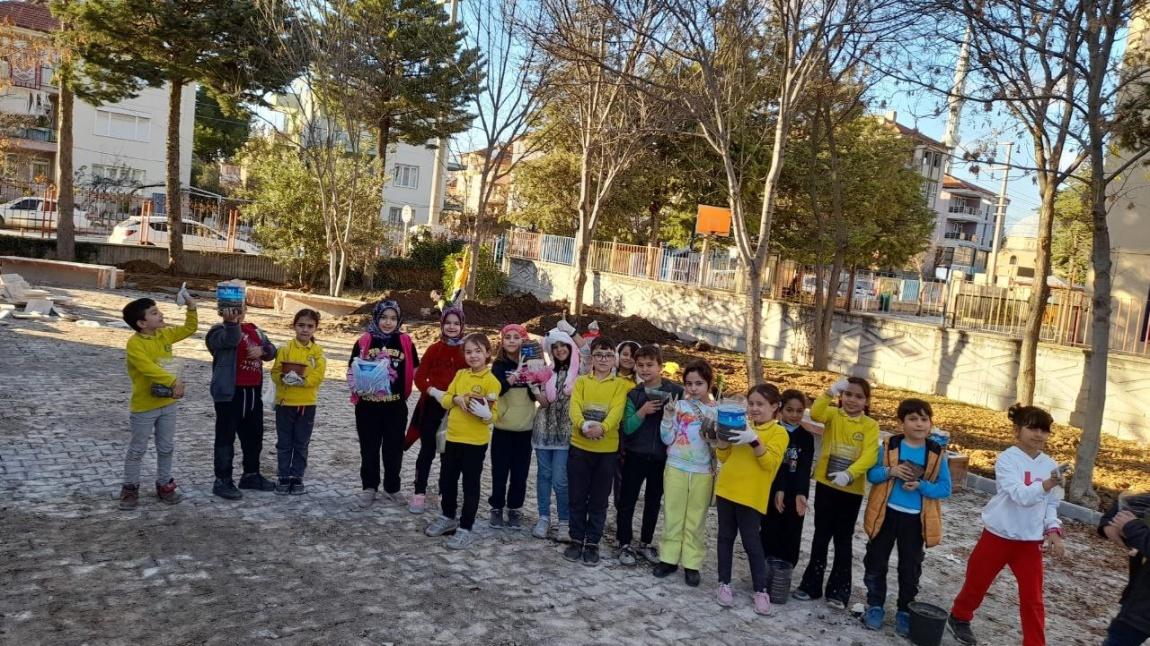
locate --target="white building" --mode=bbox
[0,1,194,193]
[268,82,446,227]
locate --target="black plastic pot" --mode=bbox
[908,601,948,646]
[766,558,793,605]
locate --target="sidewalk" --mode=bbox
[0,287,1128,645]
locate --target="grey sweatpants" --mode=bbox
[122,403,178,486]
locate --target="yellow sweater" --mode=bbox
[811,393,880,495]
[125,308,199,413]
[272,338,327,406]
[715,419,789,514]
[569,373,631,453]
[439,367,502,446]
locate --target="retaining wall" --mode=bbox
[91,243,287,283]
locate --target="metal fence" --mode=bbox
[770,261,947,316]
[507,229,740,291]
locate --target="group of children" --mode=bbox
[117,291,1107,644]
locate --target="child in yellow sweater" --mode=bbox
[714,383,789,615]
[271,309,327,495]
[794,376,880,609]
[119,290,198,510]
[424,333,501,550]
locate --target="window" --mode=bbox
[11,199,39,211]
[1009,255,1017,266]
[94,110,150,142]
[393,164,419,189]
[386,206,403,225]
[30,160,50,182]
[92,164,146,183]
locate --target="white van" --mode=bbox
[108,216,260,254]
[0,197,91,230]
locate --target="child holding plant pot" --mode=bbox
[760,389,816,570]
[947,404,1066,646]
[564,336,631,566]
[271,308,327,496]
[714,383,789,615]
[794,376,880,609]
[487,323,539,530]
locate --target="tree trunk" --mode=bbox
[743,264,764,383]
[1016,182,1057,405]
[55,80,75,261]
[377,115,391,176]
[465,162,491,299]
[166,81,185,273]
[571,223,590,316]
[814,252,845,371]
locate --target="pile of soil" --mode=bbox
[117,259,167,274]
[350,289,435,320]
[523,307,678,347]
[460,293,547,326]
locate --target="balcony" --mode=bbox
[8,126,57,143]
[944,231,978,242]
[946,204,986,222]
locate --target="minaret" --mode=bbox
[941,25,972,177]
[427,0,460,227]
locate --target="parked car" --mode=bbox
[108,216,261,254]
[0,197,91,230]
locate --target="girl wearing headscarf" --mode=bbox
[347,300,419,509]
[406,306,468,513]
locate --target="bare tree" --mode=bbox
[458,0,551,299]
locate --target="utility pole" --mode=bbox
[426,0,460,228]
[986,141,1013,286]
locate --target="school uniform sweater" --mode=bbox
[125,308,198,413]
[981,446,1063,541]
[438,367,502,446]
[569,373,631,453]
[714,420,789,514]
[810,393,880,495]
[621,379,685,457]
[271,338,327,406]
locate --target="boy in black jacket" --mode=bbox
[617,345,683,566]
[1099,499,1150,645]
[760,389,815,568]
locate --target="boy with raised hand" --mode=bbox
[119,287,198,510]
[564,336,631,566]
[616,344,683,566]
[1099,497,1150,646]
[206,304,278,500]
[861,398,952,636]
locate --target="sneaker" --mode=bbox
[532,517,551,539]
[792,589,813,601]
[275,478,292,496]
[446,528,474,549]
[827,598,847,611]
[753,591,772,615]
[118,484,140,510]
[409,494,427,514]
[684,568,701,587]
[155,479,182,504]
[289,479,306,495]
[617,544,637,566]
[895,610,911,637]
[563,542,584,562]
[717,583,734,607]
[506,508,523,529]
[213,478,243,500]
[554,520,570,543]
[652,562,678,578]
[582,543,601,566]
[636,543,659,564]
[382,491,408,506]
[238,473,276,491]
[489,508,505,529]
[356,489,376,509]
[863,606,885,630]
[425,515,459,537]
[947,615,978,645]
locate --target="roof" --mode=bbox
[882,119,948,150]
[943,174,999,198]
[0,1,58,33]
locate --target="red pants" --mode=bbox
[951,529,1046,646]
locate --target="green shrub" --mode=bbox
[373,231,463,290]
[0,236,99,263]
[443,245,506,300]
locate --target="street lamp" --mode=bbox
[401,204,413,256]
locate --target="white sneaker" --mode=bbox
[446,528,474,550]
[384,491,408,506]
[554,520,570,543]
[356,489,376,509]
[425,515,459,537]
[532,517,551,539]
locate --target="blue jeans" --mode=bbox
[536,448,569,522]
[1104,619,1150,646]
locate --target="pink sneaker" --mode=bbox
[408,494,427,514]
[717,583,734,607]
[753,591,772,615]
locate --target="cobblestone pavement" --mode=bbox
[0,288,1126,645]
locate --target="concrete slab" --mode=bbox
[0,257,123,289]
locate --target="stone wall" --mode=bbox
[509,258,1150,442]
